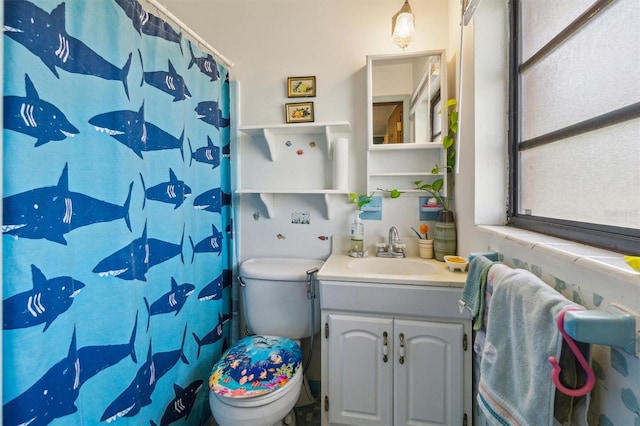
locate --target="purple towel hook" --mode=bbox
[548,307,596,397]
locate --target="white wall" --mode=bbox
[159,0,456,262]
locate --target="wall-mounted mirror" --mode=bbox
[367,50,446,146]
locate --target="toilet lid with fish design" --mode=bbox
[209,335,302,398]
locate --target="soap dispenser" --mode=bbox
[349,210,365,256]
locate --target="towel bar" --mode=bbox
[563,304,639,357]
[467,252,639,358]
[468,251,500,262]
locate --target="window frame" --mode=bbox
[507,0,640,256]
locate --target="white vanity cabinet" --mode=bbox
[319,279,471,426]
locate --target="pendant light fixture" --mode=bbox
[391,0,415,49]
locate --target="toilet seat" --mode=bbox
[212,367,303,408]
[209,368,303,426]
[209,335,302,400]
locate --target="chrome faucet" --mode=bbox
[388,226,399,252]
[376,226,406,258]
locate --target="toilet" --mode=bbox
[209,257,324,426]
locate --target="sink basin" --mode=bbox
[348,258,438,276]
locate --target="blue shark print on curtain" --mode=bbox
[2,0,233,424]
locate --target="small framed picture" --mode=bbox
[285,102,314,123]
[287,76,316,97]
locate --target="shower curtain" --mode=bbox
[2,0,233,424]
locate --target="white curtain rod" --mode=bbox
[142,0,235,69]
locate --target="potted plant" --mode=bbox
[414,99,458,260]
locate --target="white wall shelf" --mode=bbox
[367,146,447,195]
[237,122,351,219]
[369,172,442,177]
[239,122,351,161]
[368,142,443,151]
[236,190,348,219]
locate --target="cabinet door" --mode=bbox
[327,314,393,426]
[393,319,464,426]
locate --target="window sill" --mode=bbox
[476,225,640,286]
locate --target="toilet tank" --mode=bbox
[239,257,324,340]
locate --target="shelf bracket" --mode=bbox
[257,193,275,218]
[323,194,332,220]
[325,126,334,159]
[262,129,277,161]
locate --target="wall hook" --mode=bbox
[548,307,596,397]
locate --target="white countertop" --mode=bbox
[317,236,467,287]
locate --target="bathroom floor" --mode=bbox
[293,382,321,425]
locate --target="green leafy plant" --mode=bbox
[349,192,374,209]
[376,188,403,199]
[414,99,458,211]
[349,189,401,211]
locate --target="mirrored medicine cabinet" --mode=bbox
[367,49,447,146]
[366,49,450,195]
